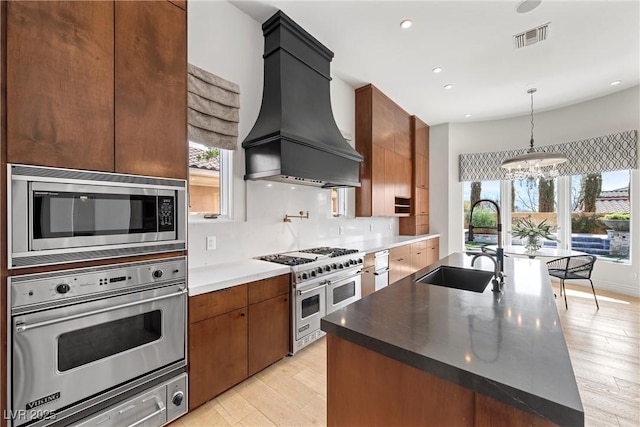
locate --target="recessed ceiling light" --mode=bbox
[400,19,412,29]
[610,80,622,86]
[465,114,472,118]
[444,84,453,89]
[432,67,443,73]
[516,0,542,14]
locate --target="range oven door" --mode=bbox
[294,282,326,342]
[326,271,362,315]
[11,284,186,426]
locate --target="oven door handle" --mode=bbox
[126,396,166,427]
[297,283,326,296]
[15,287,186,333]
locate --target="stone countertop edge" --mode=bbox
[187,233,439,294]
[321,253,584,427]
[188,259,290,296]
[348,233,440,253]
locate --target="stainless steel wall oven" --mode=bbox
[8,164,186,269]
[7,257,188,427]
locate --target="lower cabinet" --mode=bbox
[390,237,440,284]
[189,308,248,410]
[248,293,289,376]
[188,274,290,410]
[389,245,412,284]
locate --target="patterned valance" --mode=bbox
[459,130,638,181]
[188,63,240,150]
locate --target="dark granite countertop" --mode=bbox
[321,253,584,426]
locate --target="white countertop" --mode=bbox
[187,233,440,296]
[188,259,290,296]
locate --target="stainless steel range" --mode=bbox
[7,257,188,427]
[257,247,364,354]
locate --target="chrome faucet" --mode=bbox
[471,253,503,292]
[468,199,504,290]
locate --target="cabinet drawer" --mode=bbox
[189,284,248,324]
[411,240,427,252]
[248,274,290,304]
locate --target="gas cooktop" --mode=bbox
[257,247,360,266]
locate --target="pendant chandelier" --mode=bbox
[501,88,567,180]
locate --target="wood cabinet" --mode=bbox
[115,0,187,179]
[356,84,413,217]
[5,1,187,179]
[410,241,428,272]
[389,244,412,284]
[327,335,557,427]
[6,1,115,171]
[361,253,376,297]
[390,238,440,284]
[426,237,440,267]
[188,285,248,410]
[248,275,290,376]
[400,116,430,235]
[188,275,290,410]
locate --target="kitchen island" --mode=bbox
[321,253,583,427]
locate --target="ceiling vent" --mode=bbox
[513,23,549,48]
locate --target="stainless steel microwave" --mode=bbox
[8,164,186,268]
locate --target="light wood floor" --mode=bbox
[177,283,639,427]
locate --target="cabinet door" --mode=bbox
[416,187,429,216]
[394,107,412,159]
[383,148,397,216]
[416,153,429,189]
[411,241,428,272]
[7,1,114,171]
[389,245,411,284]
[362,266,376,297]
[115,1,187,179]
[397,155,412,199]
[248,294,290,376]
[189,308,248,410]
[426,238,440,266]
[372,89,395,152]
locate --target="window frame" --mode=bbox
[187,143,232,220]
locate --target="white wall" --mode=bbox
[430,86,640,296]
[188,1,397,268]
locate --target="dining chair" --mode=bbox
[546,255,599,310]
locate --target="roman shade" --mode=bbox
[188,63,239,150]
[459,130,638,181]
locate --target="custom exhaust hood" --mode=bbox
[242,11,363,188]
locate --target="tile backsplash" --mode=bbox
[188,180,397,268]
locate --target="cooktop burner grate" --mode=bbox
[256,254,315,266]
[298,247,359,258]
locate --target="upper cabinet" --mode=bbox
[5,1,187,179]
[355,84,413,217]
[115,1,187,179]
[399,116,430,235]
[6,1,115,172]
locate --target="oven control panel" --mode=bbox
[10,257,186,310]
[293,254,364,284]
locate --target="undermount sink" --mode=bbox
[417,266,494,293]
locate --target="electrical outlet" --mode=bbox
[339,226,344,235]
[369,223,373,232]
[206,236,216,251]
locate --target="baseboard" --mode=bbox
[551,277,639,298]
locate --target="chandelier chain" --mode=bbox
[530,90,535,149]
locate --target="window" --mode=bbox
[331,188,347,217]
[570,170,631,262]
[462,170,632,263]
[463,180,501,250]
[188,141,231,217]
[510,178,558,248]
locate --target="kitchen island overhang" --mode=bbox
[321,253,584,427]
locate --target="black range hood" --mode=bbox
[242,11,363,188]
